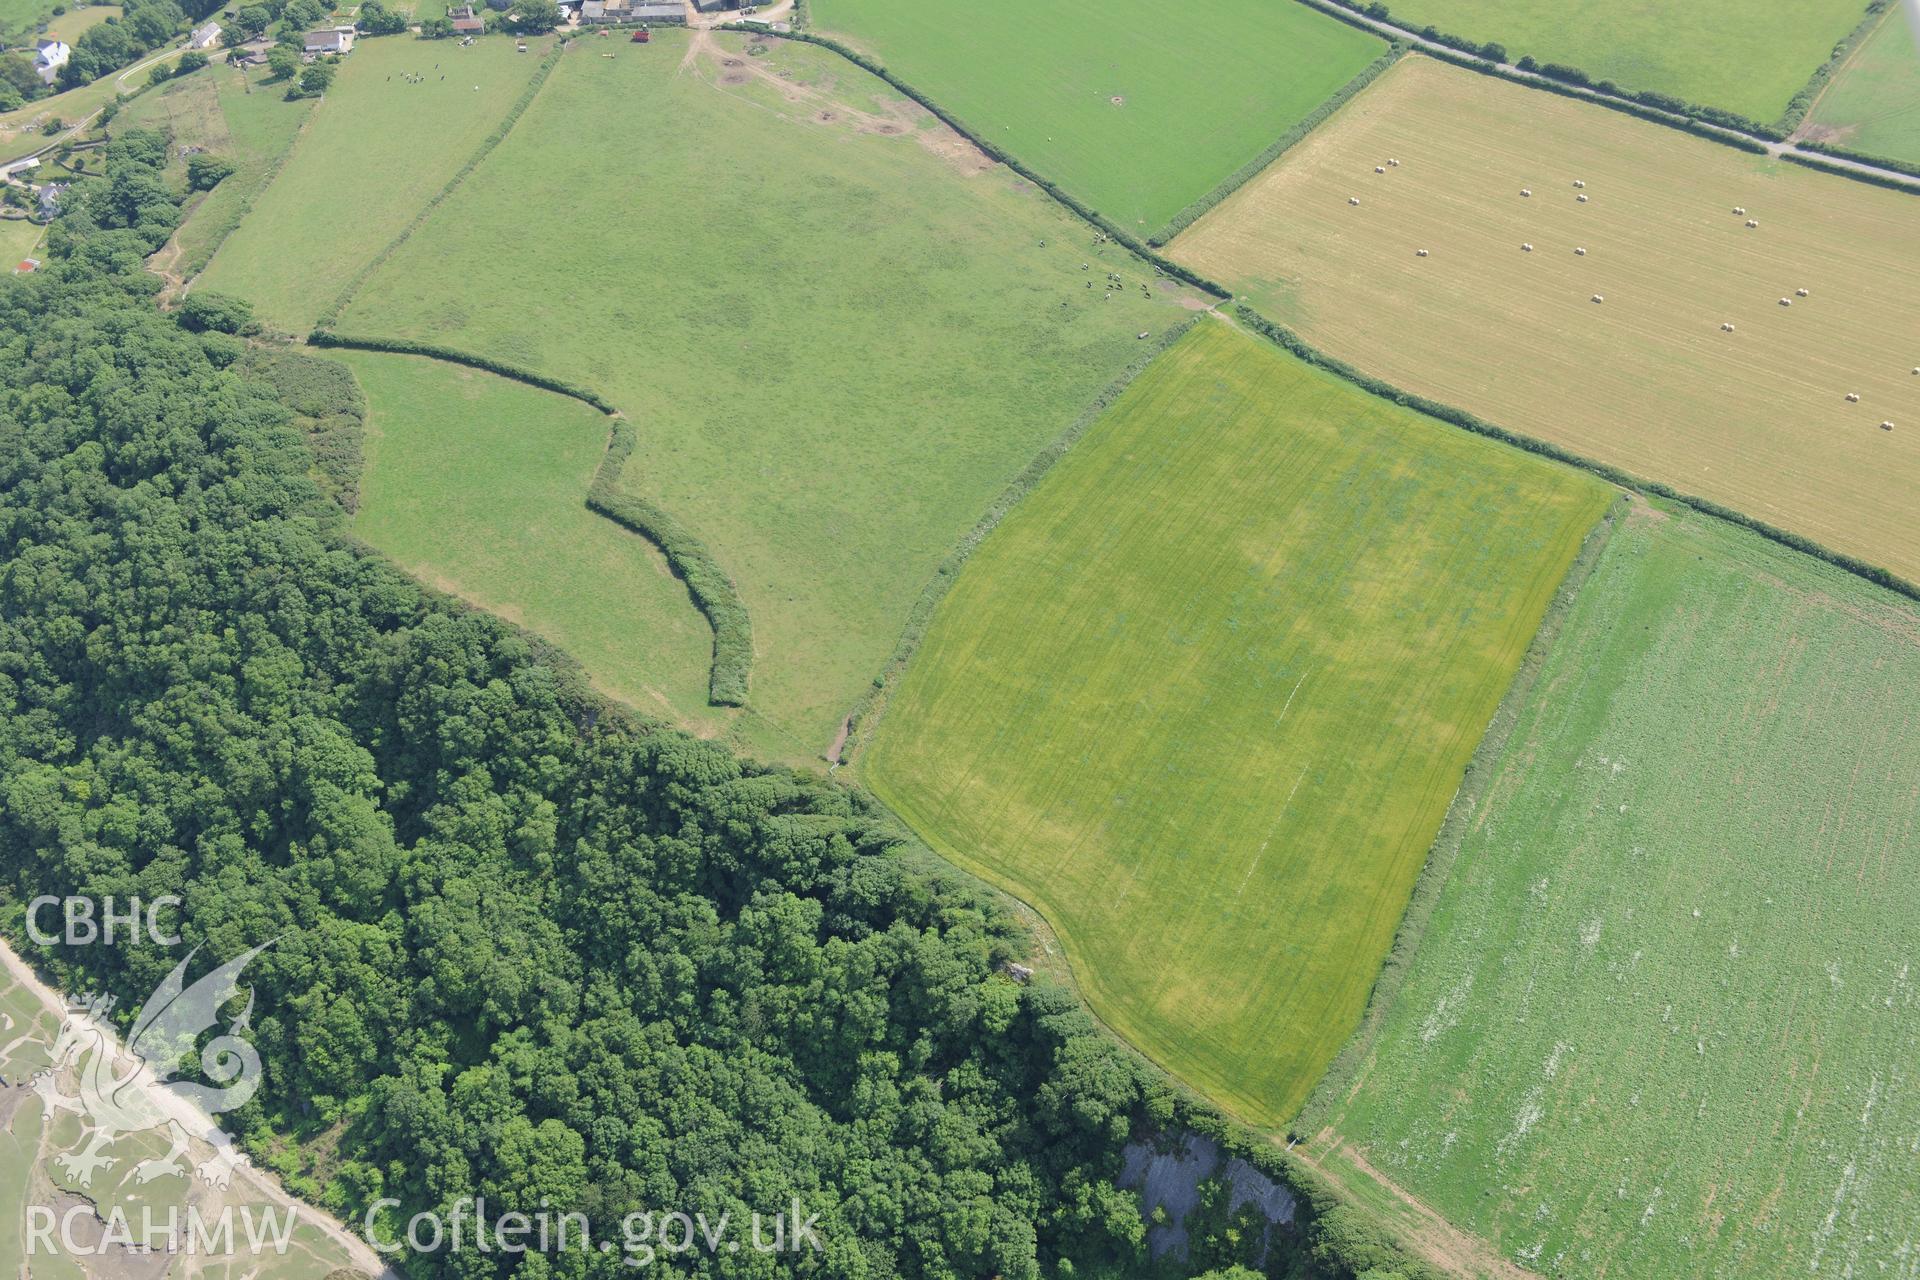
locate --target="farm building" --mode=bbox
[451,15,485,32]
[582,0,683,24]
[188,21,223,48]
[304,25,357,54]
[13,257,39,274]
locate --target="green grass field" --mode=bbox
[342,350,730,737]
[0,216,42,265]
[1806,3,1920,164]
[112,64,315,278]
[1321,504,1920,1277]
[1373,0,1871,122]
[175,69,316,276]
[810,0,1383,235]
[197,35,556,333]
[863,321,1613,1127]
[334,32,1201,762]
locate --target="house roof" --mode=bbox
[451,16,485,30]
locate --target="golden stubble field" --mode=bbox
[1172,55,1920,584]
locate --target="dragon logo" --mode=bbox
[32,943,272,1191]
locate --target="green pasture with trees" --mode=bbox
[331,33,1201,762]
[0,120,1448,1280]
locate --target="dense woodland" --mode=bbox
[0,128,1429,1280]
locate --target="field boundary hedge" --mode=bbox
[1782,147,1920,195]
[1801,137,1920,181]
[306,330,620,411]
[1149,44,1404,246]
[1775,0,1896,137]
[1297,0,1792,139]
[174,95,322,284]
[314,40,564,331]
[588,423,754,706]
[734,28,1235,300]
[1232,305,1920,605]
[1292,495,1626,1139]
[1411,43,1773,154]
[830,315,1204,765]
[306,331,753,705]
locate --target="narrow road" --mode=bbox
[1292,0,1920,192]
[6,44,198,165]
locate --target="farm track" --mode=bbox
[1289,0,1920,192]
[1292,1129,1535,1280]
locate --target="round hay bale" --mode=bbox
[1575,247,1587,256]
[1721,323,1735,332]
[1796,288,1809,297]
[1375,165,1386,174]
[1883,421,1896,431]
[1574,180,1586,188]
[1592,294,1604,303]
[1521,188,1532,197]
[1577,194,1589,203]
[1349,196,1360,206]
[1388,158,1400,166]
[1746,219,1759,228]
[1846,393,1860,402]
[1780,298,1792,306]
[1734,206,1746,215]
[1522,243,1533,251]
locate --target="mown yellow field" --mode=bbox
[1172,55,1920,584]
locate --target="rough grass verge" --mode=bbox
[1232,304,1920,606]
[1291,493,1626,1140]
[830,314,1204,764]
[1149,44,1405,246]
[587,422,753,707]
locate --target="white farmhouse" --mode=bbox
[33,39,70,85]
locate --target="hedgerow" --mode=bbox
[1414,43,1773,154]
[1293,495,1626,1140]
[1150,44,1405,246]
[747,29,1235,300]
[1799,139,1920,183]
[1782,148,1920,195]
[314,42,563,331]
[1304,0,1789,139]
[1234,304,1920,605]
[306,330,620,412]
[1774,1,1896,136]
[834,316,1203,763]
[588,422,754,707]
